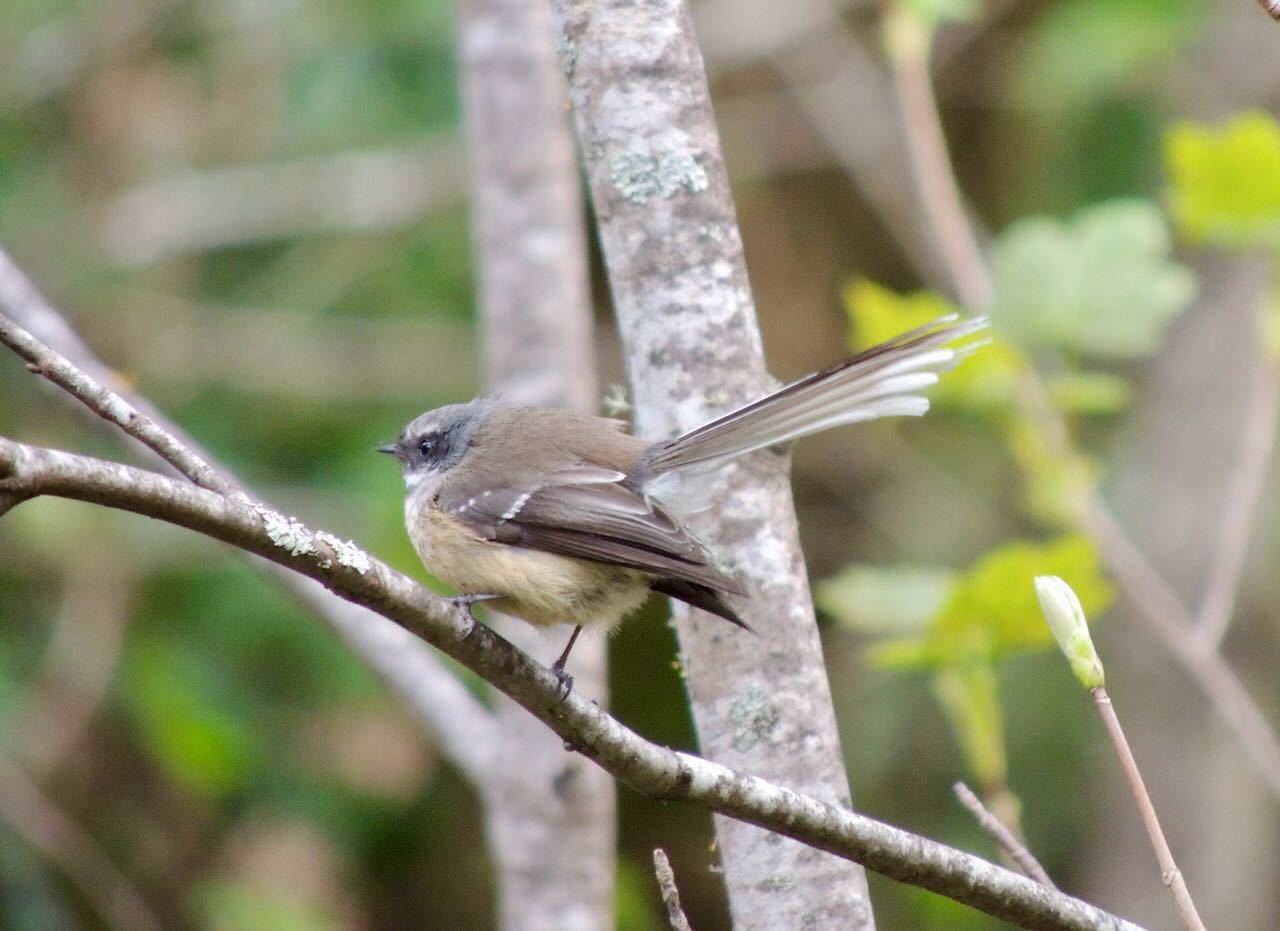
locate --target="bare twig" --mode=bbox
[1081,500,1280,799]
[953,782,1057,890]
[884,6,993,309]
[1195,354,1279,648]
[766,15,951,292]
[0,438,1146,931]
[0,753,162,931]
[0,298,235,496]
[1090,688,1207,931]
[0,259,500,786]
[653,849,694,931]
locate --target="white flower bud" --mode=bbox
[1034,575,1105,689]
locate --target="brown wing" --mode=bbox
[441,465,747,608]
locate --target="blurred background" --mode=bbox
[2,0,1279,927]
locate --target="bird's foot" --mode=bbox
[549,660,574,701]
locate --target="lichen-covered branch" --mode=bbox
[0,269,499,786]
[0,438,1145,931]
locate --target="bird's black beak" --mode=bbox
[376,443,399,457]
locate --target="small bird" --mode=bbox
[381,315,986,683]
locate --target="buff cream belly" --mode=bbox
[408,502,651,629]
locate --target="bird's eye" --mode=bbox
[418,433,440,457]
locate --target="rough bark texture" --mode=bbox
[0,438,1148,931]
[547,3,874,927]
[456,0,614,926]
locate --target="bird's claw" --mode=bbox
[549,662,574,701]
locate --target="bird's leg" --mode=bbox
[549,625,583,697]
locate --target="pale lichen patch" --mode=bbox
[254,505,315,557]
[315,531,372,575]
[728,682,780,753]
[611,147,708,204]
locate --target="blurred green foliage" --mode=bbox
[854,535,1112,669]
[838,180,1193,834]
[990,200,1196,356]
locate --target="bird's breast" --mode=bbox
[405,500,649,628]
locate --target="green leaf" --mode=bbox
[1165,112,1280,250]
[194,880,345,931]
[1045,370,1132,414]
[1014,0,1201,107]
[842,278,1022,410]
[990,199,1196,357]
[1004,419,1098,525]
[816,565,957,635]
[933,662,1007,788]
[867,534,1113,669]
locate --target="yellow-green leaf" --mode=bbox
[1166,112,1280,250]
[866,534,1113,670]
[843,278,1020,409]
[933,662,1007,788]
[1045,370,1132,414]
[937,535,1112,655]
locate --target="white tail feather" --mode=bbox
[641,316,985,480]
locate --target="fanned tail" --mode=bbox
[641,315,988,478]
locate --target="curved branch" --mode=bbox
[0,277,499,784]
[0,438,1144,931]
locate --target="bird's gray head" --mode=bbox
[378,399,496,493]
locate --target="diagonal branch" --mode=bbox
[0,260,499,785]
[1195,350,1279,648]
[0,437,1144,931]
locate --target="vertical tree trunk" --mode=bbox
[549,2,875,927]
[457,0,615,927]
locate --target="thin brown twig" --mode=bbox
[653,849,694,931]
[884,7,993,310]
[953,782,1057,890]
[0,753,162,931]
[0,437,1146,931]
[1081,500,1280,798]
[1090,688,1207,931]
[1195,354,1279,648]
[0,275,234,496]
